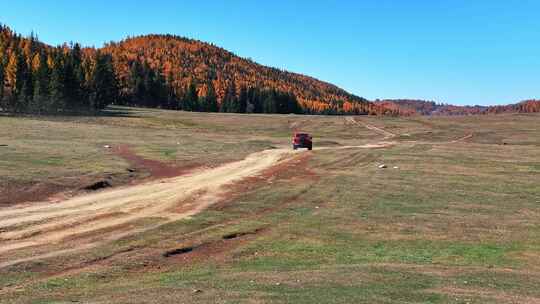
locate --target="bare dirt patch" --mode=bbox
[112,144,200,179]
[158,228,267,267]
[0,180,70,207]
[0,144,202,208]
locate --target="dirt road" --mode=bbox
[345,117,397,139]
[0,138,396,268]
[0,148,298,264]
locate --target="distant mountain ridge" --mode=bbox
[375,99,540,115]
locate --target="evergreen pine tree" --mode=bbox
[88,52,118,111]
[238,86,248,113]
[149,68,167,107]
[64,43,84,110]
[228,96,239,113]
[0,61,4,110]
[145,67,156,107]
[33,52,50,114]
[20,65,33,112]
[176,85,185,110]
[289,93,302,114]
[219,96,228,113]
[199,94,207,112]
[141,61,154,107]
[184,81,198,111]
[17,79,30,113]
[222,81,238,113]
[204,81,218,112]
[263,91,277,113]
[130,61,146,106]
[49,53,66,113]
[249,87,263,113]
[166,71,177,109]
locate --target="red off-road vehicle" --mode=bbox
[292,132,312,150]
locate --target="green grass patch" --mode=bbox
[235,238,518,272]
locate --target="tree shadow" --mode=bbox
[98,106,142,118]
[0,105,144,119]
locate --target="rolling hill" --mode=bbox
[101,34,385,114]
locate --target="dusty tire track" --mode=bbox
[345,117,397,139]
[346,116,473,145]
[0,148,300,267]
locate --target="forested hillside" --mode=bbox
[101,34,386,114]
[0,24,388,115]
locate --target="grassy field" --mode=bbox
[1,108,539,303]
[0,107,377,198]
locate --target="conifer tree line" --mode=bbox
[117,66,303,114]
[0,25,118,114]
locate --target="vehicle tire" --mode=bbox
[308,145,313,151]
[293,145,297,150]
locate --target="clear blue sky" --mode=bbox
[2,0,539,105]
